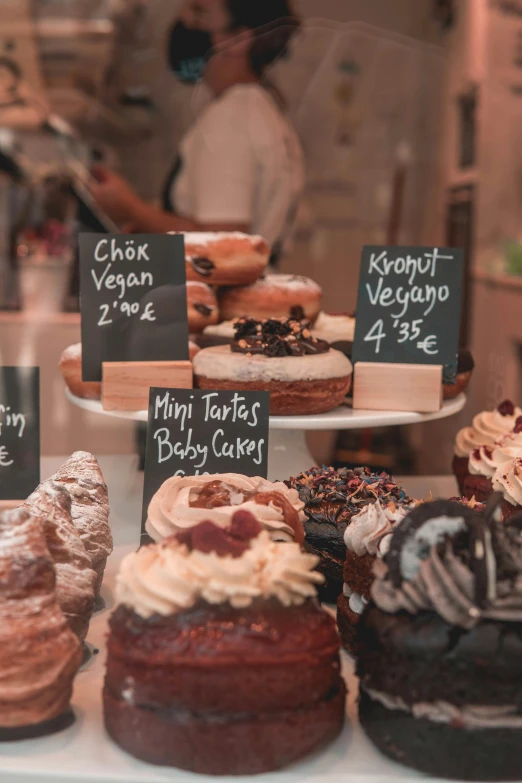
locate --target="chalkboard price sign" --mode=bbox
[142,388,270,533]
[352,246,464,368]
[0,367,40,500]
[80,234,189,382]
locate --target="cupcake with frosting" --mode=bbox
[104,511,346,774]
[336,499,412,653]
[146,473,305,545]
[463,418,522,512]
[453,400,522,493]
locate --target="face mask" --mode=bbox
[168,20,213,83]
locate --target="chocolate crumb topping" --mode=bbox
[232,317,329,358]
[286,466,411,528]
[194,302,213,317]
[190,257,215,277]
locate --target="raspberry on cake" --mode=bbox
[145,473,305,544]
[286,466,412,603]
[103,512,346,775]
[357,497,522,781]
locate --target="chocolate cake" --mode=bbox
[337,495,485,654]
[104,512,345,774]
[286,466,411,602]
[357,496,522,780]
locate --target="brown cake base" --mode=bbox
[0,708,75,742]
[104,686,345,775]
[336,594,360,656]
[443,370,472,400]
[502,500,521,521]
[463,474,493,503]
[452,454,470,495]
[194,375,352,416]
[104,600,345,774]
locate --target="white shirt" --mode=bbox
[172,83,304,249]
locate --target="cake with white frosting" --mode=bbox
[103,511,345,774]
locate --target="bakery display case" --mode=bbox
[2,1,522,781]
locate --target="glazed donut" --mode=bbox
[59,344,102,400]
[188,340,200,361]
[443,349,475,400]
[178,232,270,286]
[187,281,218,333]
[193,318,353,416]
[219,275,322,322]
[61,341,200,399]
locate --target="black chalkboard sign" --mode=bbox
[141,388,270,535]
[0,367,40,500]
[352,246,464,369]
[80,234,189,382]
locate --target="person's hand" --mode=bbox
[89,164,143,229]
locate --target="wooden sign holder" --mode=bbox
[102,361,193,412]
[353,362,443,414]
[0,500,23,512]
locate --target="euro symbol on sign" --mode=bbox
[417,336,438,355]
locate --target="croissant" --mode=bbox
[0,506,82,738]
[51,452,113,596]
[24,480,96,641]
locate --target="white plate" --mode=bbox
[66,388,467,431]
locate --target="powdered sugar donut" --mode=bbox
[59,344,101,400]
[187,281,218,333]
[219,274,322,322]
[178,232,270,286]
[61,341,200,399]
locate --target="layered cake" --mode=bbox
[24,480,96,641]
[0,506,82,740]
[145,473,305,544]
[104,512,346,774]
[193,317,353,416]
[453,400,522,493]
[286,466,412,602]
[357,497,522,780]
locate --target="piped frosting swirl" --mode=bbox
[117,517,323,618]
[454,401,522,458]
[371,498,522,629]
[146,474,305,544]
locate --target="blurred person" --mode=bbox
[89,0,304,263]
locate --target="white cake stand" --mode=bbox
[66,389,466,480]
